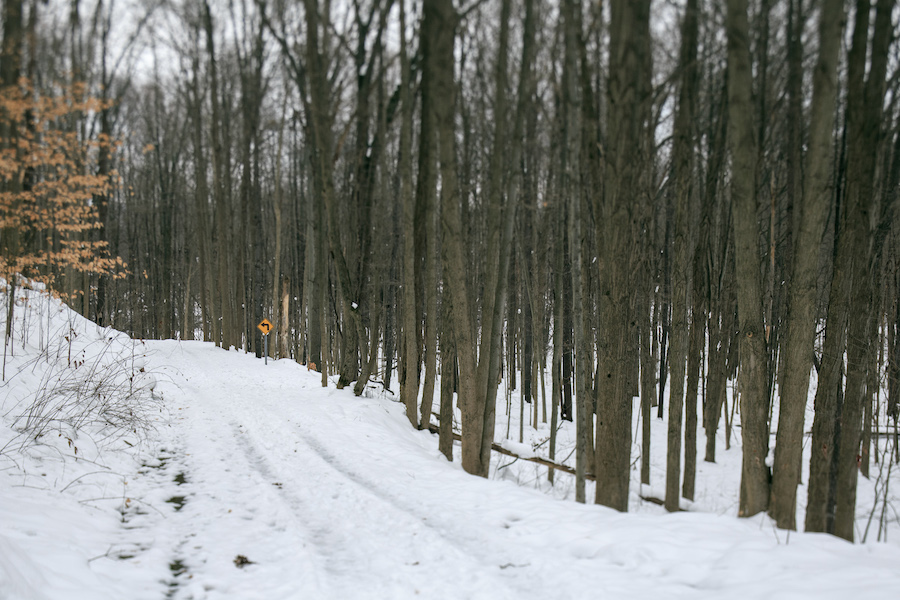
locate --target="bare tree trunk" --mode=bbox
[769,0,844,530]
[683,302,702,500]
[889,262,899,448]
[302,0,367,391]
[439,302,455,462]
[427,0,485,475]
[470,0,527,477]
[594,0,651,512]
[187,42,211,342]
[665,0,699,513]
[702,76,730,464]
[398,0,419,426]
[280,277,290,359]
[550,201,566,485]
[726,0,770,517]
[860,293,881,478]
[807,0,894,538]
[639,266,655,486]
[269,89,289,357]
[203,1,234,350]
[416,0,439,431]
[657,272,669,418]
[561,0,588,503]
[306,183,324,370]
[832,0,893,542]
[420,189,439,426]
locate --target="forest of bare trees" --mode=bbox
[3,0,900,542]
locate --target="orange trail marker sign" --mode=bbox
[258,319,273,335]
[258,319,273,364]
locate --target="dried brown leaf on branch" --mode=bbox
[1,79,127,296]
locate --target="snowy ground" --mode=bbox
[2,288,900,599]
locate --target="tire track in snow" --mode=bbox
[227,404,507,599]
[247,398,559,600]
[150,342,543,599]
[164,401,328,600]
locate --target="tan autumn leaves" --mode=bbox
[0,80,126,296]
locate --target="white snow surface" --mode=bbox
[2,289,900,600]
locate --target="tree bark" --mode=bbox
[833,0,894,541]
[203,1,235,350]
[594,0,651,512]
[427,0,484,475]
[726,0,770,517]
[398,0,419,426]
[639,263,655,486]
[416,0,439,431]
[561,0,588,503]
[666,0,699,513]
[806,0,894,538]
[439,310,455,462]
[187,41,212,343]
[769,0,844,530]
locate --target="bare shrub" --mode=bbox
[2,334,163,457]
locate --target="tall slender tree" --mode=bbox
[769,0,844,531]
[594,0,651,512]
[726,0,770,517]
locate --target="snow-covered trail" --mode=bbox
[127,340,900,600]
[143,340,591,599]
[148,340,523,599]
[5,292,900,600]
